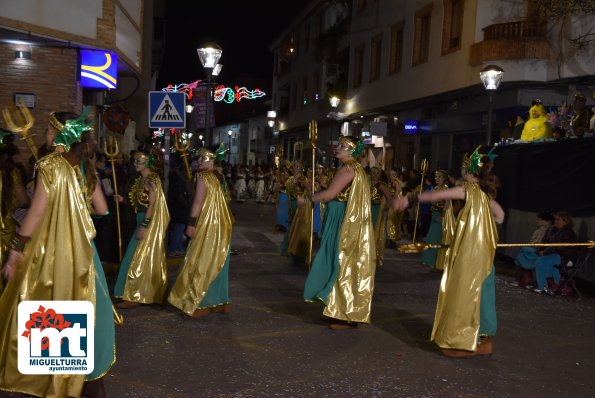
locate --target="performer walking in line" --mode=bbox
[114,150,170,308]
[0,110,115,397]
[280,160,310,266]
[369,166,392,266]
[168,146,233,317]
[394,147,505,357]
[420,170,450,269]
[0,140,30,296]
[301,136,376,330]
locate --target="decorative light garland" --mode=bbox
[214,85,266,104]
[161,81,266,105]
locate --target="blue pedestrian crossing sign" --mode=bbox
[149,91,186,128]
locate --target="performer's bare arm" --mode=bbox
[2,174,48,279]
[185,177,207,238]
[299,165,354,205]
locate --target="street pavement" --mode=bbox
[80,202,595,397]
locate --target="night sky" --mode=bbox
[158,1,310,123]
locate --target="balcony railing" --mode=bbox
[482,20,546,40]
[469,20,549,65]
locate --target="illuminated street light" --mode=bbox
[329,96,341,166]
[197,42,223,146]
[479,64,504,145]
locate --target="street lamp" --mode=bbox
[329,96,341,166]
[197,42,223,146]
[479,64,504,146]
[227,129,233,163]
[198,134,204,147]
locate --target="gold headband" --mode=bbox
[199,148,216,160]
[134,152,149,162]
[339,136,357,150]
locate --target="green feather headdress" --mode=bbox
[463,145,494,175]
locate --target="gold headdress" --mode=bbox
[339,136,364,158]
[198,147,216,161]
[49,106,94,151]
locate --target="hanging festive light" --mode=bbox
[213,85,266,104]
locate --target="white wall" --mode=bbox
[0,0,102,39]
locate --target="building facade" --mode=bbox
[0,0,164,162]
[269,0,595,172]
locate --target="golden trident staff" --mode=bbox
[105,136,123,262]
[411,158,428,243]
[399,241,595,253]
[399,159,428,254]
[308,120,318,267]
[2,103,39,160]
[174,130,192,180]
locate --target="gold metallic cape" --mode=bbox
[168,171,232,315]
[431,182,497,351]
[435,200,455,271]
[122,173,170,304]
[323,161,376,323]
[0,153,95,397]
[287,201,312,258]
[387,187,403,242]
[371,184,387,265]
[0,169,23,295]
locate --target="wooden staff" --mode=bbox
[411,158,428,243]
[399,241,595,253]
[308,120,318,267]
[105,136,123,261]
[2,103,38,160]
[174,131,192,180]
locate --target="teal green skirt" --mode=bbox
[421,211,443,266]
[197,250,231,308]
[88,241,116,380]
[303,200,345,304]
[479,266,497,336]
[114,212,144,297]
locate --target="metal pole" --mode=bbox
[164,128,170,194]
[204,76,212,147]
[228,134,232,163]
[329,123,333,167]
[486,90,494,146]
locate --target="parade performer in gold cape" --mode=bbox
[387,170,404,243]
[421,170,450,269]
[369,166,392,266]
[0,110,115,397]
[280,161,311,266]
[114,150,170,308]
[301,136,376,330]
[394,147,505,357]
[0,138,30,296]
[168,146,233,317]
